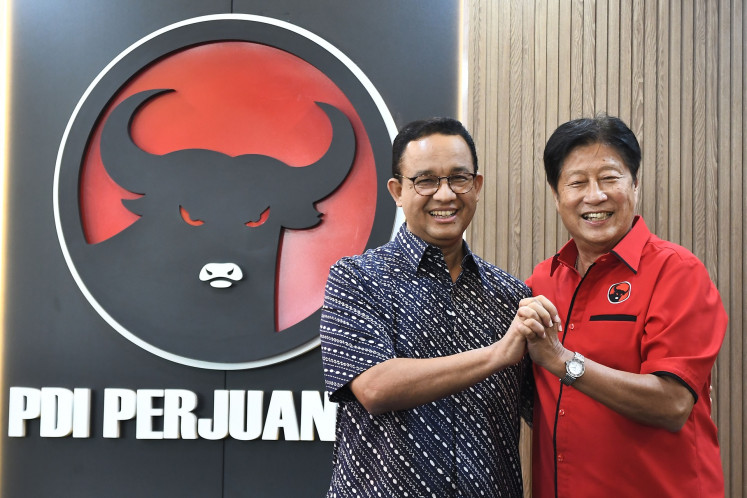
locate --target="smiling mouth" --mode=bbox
[430,210,456,218]
[582,212,612,221]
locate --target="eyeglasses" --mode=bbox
[395,173,477,196]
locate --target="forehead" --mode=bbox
[560,142,630,177]
[401,133,474,174]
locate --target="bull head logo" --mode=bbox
[78,89,355,364]
[607,281,631,303]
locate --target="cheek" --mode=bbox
[555,193,577,213]
[402,196,424,214]
[612,188,637,207]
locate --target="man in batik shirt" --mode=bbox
[320,117,533,497]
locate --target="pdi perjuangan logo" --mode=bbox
[54,15,396,370]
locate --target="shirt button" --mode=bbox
[558,409,565,416]
[570,323,575,330]
[557,454,564,462]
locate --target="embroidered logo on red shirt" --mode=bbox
[608,281,631,303]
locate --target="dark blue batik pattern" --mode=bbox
[320,224,532,498]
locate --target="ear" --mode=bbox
[552,188,560,210]
[387,177,403,206]
[473,173,484,200]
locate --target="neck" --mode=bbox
[575,254,589,276]
[575,242,612,275]
[574,221,636,274]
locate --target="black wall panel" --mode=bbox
[2,1,459,496]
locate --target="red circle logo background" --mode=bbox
[80,42,377,331]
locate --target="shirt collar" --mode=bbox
[550,215,651,275]
[395,224,479,277]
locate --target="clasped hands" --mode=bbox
[507,295,568,368]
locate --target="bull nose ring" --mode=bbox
[199,262,244,288]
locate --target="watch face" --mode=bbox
[568,361,584,376]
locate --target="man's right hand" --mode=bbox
[511,295,568,369]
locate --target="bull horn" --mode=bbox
[99,88,174,193]
[294,102,356,201]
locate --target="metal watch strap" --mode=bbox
[561,352,585,386]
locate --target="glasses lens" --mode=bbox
[448,174,474,193]
[410,174,475,195]
[412,176,439,195]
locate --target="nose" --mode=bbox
[199,262,244,288]
[432,177,457,200]
[584,181,608,203]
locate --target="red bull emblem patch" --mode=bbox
[608,281,631,303]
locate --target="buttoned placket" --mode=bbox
[418,248,463,496]
[554,261,594,495]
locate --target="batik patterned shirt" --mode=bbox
[320,224,532,498]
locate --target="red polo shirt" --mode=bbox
[527,216,726,497]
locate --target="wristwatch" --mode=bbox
[561,352,585,386]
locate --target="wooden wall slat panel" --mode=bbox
[508,0,523,277]
[668,0,682,244]
[656,0,669,238]
[693,0,707,262]
[630,0,645,189]
[498,0,512,269]
[520,0,535,279]
[640,0,656,232]
[544,0,560,258]
[557,1,572,249]
[705,0,719,280]
[571,0,584,117]
[607,0,620,116]
[534,0,549,278]
[730,2,745,493]
[619,1,633,124]
[559,0,572,122]
[595,0,608,113]
[681,2,694,250]
[462,0,745,495]
[711,0,729,467]
[582,0,595,116]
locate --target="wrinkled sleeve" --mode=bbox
[320,257,395,403]
[519,352,534,426]
[640,252,727,401]
[515,281,534,426]
[499,272,534,426]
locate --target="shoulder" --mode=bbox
[531,255,556,274]
[637,235,721,303]
[332,240,400,274]
[525,254,556,288]
[643,235,706,271]
[327,240,402,290]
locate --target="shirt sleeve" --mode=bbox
[319,257,395,403]
[519,354,534,426]
[500,270,534,425]
[639,251,727,399]
[514,281,534,425]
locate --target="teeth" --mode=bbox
[583,212,611,221]
[431,210,456,217]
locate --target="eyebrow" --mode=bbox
[408,166,474,177]
[562,164,627,177]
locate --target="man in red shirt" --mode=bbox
[514,115,726,497]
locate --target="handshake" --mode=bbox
[501,295,573,375]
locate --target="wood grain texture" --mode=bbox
[462,0,745,495]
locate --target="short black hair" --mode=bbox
[391,117,478,177]
[543,114,641,191]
